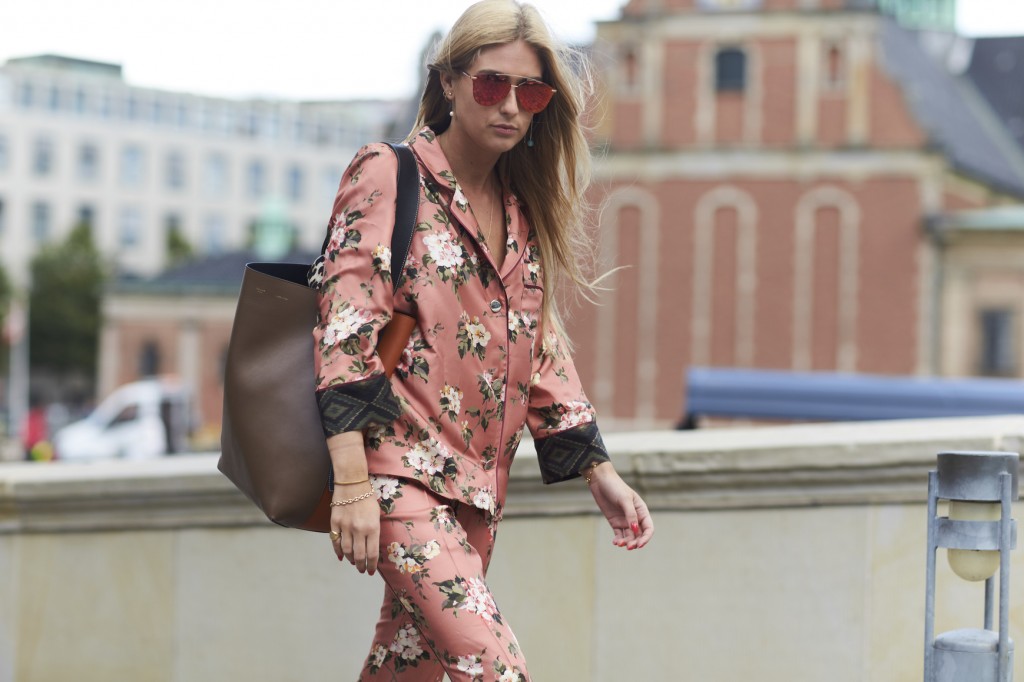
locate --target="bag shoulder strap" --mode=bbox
[314,143,420,293]
[384,143,419,293]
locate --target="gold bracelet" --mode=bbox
[330,489,374,507]
[583,462,603,486]
[335,477,370,486]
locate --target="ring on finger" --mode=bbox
[329,530,341,540]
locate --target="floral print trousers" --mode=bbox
[361,477,530,682]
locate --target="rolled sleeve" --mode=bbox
[313,144,403,436]
[526,326,610,483]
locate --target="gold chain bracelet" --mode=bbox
[335,477,370,486]
[330,489,374,507]
[583,462,602,486]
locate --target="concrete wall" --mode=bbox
[4,415,1024,681]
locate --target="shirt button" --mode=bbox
[490,299,502,313]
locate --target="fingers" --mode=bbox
[607,490,654,551]
[330,499,381,575]
[634,498,654,549]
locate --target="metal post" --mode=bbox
[999,472,1012,681]
[986,577,995,630]
[925,470,938,681]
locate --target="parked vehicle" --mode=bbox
[53,379,192,461]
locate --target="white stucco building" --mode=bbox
[0,54,405,285]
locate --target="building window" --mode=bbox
[127,95,140,120]
[321,166,341,205]
[33,137,54,176]
[247,159,267,198]
[77,204,95,228]
[204,153,228,198]
[165,151,185,190]
[120,145,145,187]
[0,134,8,172]
[204,214,226,254]
[979,308,1017,376]
[31,201,51,243]
[621,45,639,91]
[824,43,845,90]
[139,341,161,376]
[74,87,88,114]
[99,91,113,118]
[78,143,99,182]
[285,164,304,201]
[19,82,33,108]
[715,47,747,92]
[47,85,61,111]
[119,206,143,248]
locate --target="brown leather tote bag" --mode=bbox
[218,143,419,532]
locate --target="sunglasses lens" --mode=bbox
[472,74,511,106]
[516,81,554,113]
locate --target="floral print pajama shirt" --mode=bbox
[314,128,610,681]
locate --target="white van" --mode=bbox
[53,379,192,461]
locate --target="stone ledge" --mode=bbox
[2,415,1023,533]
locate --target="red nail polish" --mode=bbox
[631,522,640,534]
[337,554,344,562]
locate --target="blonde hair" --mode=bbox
[408,0,596,335]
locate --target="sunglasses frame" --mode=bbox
[460,71,557,114]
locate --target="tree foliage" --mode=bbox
[0,262,10,374]
[0,261,10,333]
[166,223,194,266]
[28,222,107,376]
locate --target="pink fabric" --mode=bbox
[313,128,599,516]
[362,476,529,682]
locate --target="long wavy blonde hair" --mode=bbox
[408,0,596,335]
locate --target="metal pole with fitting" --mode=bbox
[924,451,1019,681]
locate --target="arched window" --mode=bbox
[715,47,746,92]
[139,341,161,377]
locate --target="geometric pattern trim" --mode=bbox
[317,375,402,437]
[534,421,611,484]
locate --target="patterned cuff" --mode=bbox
[318,375,402,436]
[534,421,611,484]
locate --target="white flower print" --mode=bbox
[371,244,391,272]
[498,670,519,682]
[461,577,500,622]
[369,643,388,668]
[403,439,454,477]
[423,231,464,269]
[422,539,441,560]
[453,186,470,213]
[323,307,373,347]
[386,542,424,575]
[472,487,495,515]
[440,384,463,416]
[457,655,483,676]
[465,321,491,352]
[389,624,424,661]
[559,401,593,430]
[371,475,400,501]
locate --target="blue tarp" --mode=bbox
[684,367,1024,425]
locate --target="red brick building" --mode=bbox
[568,0,1024,429]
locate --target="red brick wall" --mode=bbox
[572,175,924,423]
[761,38,798,147]
[662,41,700,148]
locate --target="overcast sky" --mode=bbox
[0,0,1021,101]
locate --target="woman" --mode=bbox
[314,2,654,679]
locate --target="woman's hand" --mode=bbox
[587,462,654,550]
[326,431,380,575]
[330,487,380,575]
